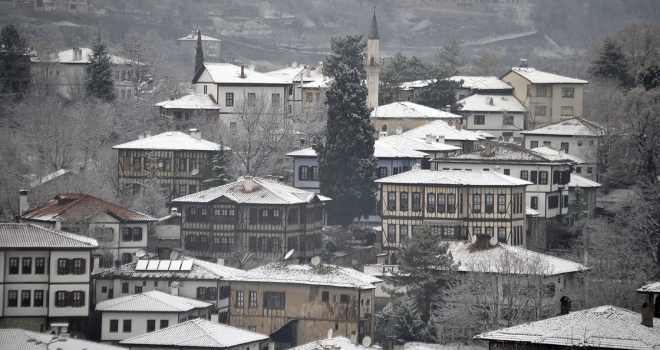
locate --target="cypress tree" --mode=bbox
[313,63,377,227]
[85,30,116,102]
[195,30,204,74]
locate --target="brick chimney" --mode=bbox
[19,190,28,215]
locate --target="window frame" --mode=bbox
[539,171,548,185]
[427,193,435,213]
[123,319,132,333]
[561,87,575,98]
[447,194,456,213]
[498,194,506,213]
[22,257,31,275]
[226,93,234,106]
[249,291,258,308]
[412,193,421,212]
[264,291,285,309]
[485,194,494,214]
[472,194,481,213]
[9,257,18,275]
[110,320,119,333]
[387,192,396,211]
[474,114,485,125]
[236,291,244,307]
[35,258,45,275]
[399,192,409,211]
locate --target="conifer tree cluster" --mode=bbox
[85,31,116,102]
[195,30,204,74]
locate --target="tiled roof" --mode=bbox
[378,134,462,153]
[440,143,574,164]
[638,282,660,293]
[286,141,431,160]
[405,343,486,350]
[236,262,381,290]
[291,337,370,350]
[195,63,289,85]
[0,328,126,350]
[93,257,243,280]
[569,174,601,188]
[532,147,585,163]
[526,207,540,216]
[120,318,268,348]
[363,264,399,278]
[449,76,513,91]
[446,241,587,276]
[375,169,532,187]
[172,177,330,205]
[506,67,588,84]
[300,79,332,89]
[370,102,462,120]
[286,147,317,157]
[400,120,484,142]
[96,290,212,312]
[112,131,223,151]
[266,65,323,84]
[21,194,156,223]
[475,305,660,350]
[0,224,98,249]
[31,47,130,65]
[399,79,435,90]
[154,94,221,110]
[178,33,221,42]
[521,117,603,136]
[457,94,526,113]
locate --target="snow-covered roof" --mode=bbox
[93,257,243,280]
[120,318,268,348]
[300,79,332,89]
[178,32,221,42]
[446,241,587,276]
[458,94,526,113]
[21,193,156,223]
[473,130,497,139]
[266,65,323,84]
[526,207,540,216]
[113,131,222,151]
[31,47,131,65]
[638,282,660,294]
[532,147,585,164]
[378,134,462,153]
[569,174,601,188]
[0,223,98,249]
[30,168,73,188]
[154,94,221,110]
[375,169,532,187]
[291,337,371,350]
[401,120,484,142]
[0,328,125,350]
[235,262,381,290]
[96,290,211,313]
[400,79,435,90]
[506,67,588,84]
[449,76,513,91]
[363,264,399,278]
[475,305,660,350]
[172,177,330,205]
[370,102,462,120]
[521,117,603,137]
[286,147,317,157]
[193,63,290,85]
[286,140,430,160]
[439,143,575,164]
[405,342,486,350]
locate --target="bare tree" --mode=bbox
[469,49,506,77]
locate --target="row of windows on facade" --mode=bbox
[8,258,86,275]
[233,290,358,309]
[529,194,568,210]
[7,290,84,308]
[386,192,524,215]
[109,319,170,333]
[529,140,595,154]
[125,157,204,173]
[123,183,201,198]
[472,114,516,126]
[530,86,575,98]
[533,106,574,117]
[185,206,323,225]
[200,89,282,108]
[298,166,319,181]
[377,166,411,179]
[386,225,524,245]
[184,233,323,252]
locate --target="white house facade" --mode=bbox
[458,94,528,138]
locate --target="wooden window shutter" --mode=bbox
[553,170,560,184]
[66,259,71,274]
[199,158,207,171]
[123,157,131,171]
[66,291,73,307]
[81,291,86,306]
[81,259,86,274]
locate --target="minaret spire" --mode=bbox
[365,8,382,110]
[369,7,379,40]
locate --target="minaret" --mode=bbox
[364,7,383,109]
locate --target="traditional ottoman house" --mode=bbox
[458,94,527,139]
[370,102,463,137]
[398,120,488,153]
[178,31,222,61]
[449,76,515,100]
[266,63,324,113]
[155,94,221,130]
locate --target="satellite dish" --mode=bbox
[248,64,256,71]
[470,235,477,244]
[284,249,295,260]
[508,137,515,143]
[311,256,321,266]
[190,169,199,175]
[489,236,498,246]
[327,329,333,339]
[362,336,372,347]
[170,251,179,260]
[395,126,403,135]
[135,248,147,258]
[291,61,298,68]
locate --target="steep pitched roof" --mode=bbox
[475,305,660,350]
[286,140,432,160]
[154,94,221,110]
[458,94,527,113]
[505,67,588,84]
[374,169,532,187]
[400,120,484,142]
[266,65,323,84]
[31,47,131,65]
[370,102,462,120]
[172,177,330,205]
[378,134,462,153]
[449,76,514,91]
[369,11,379,40]
[638,282,660,294]
[96,290,212,312]
[93,257,243,280]
[178,32,221,42]
[521,117,603,137]
[0,223,98,249]
[120,318,268,348]
[192,63,290,85]
[112,131,223,151]
[0,328,125,350]
[236,262,381,290]
[20,194,156,223]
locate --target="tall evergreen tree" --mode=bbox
[436,39,465,76]
[324,35,366,78]
[313,63,377,227]
[203,145,231,187]
[638,61,660,91]
[195,30,204,74]
[86,31,115,102]
[0,25,30,95]
[589,36,632,88]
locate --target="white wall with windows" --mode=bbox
[524,134,600,181]
[464,111,526,138]
[101,312,180,342]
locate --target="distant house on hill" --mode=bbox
[178,31,221,62]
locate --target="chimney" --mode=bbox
[268,341,275,350]
[138,133,145,140]
[318,62,324,75]
[484,142,493,156]
[474,234,491,249]
[244,176,254,192]
[19,190,28,215]
[445,105,451,113]
[379,131,388,138]
[78,48,82,61]
[176,91,181,99]
[488,97,494,106]
[560,296,572,315]
[642,301,654,327]
[376,253,387,265]
[454,121,461,130]
[189,128,201,140]
[305,65,311,77]
[113,259,122,276]
[493,166,501,173]
[145,131,151,138]
[170,92,176,100]
[349,332,357,344]
[426,134,433,144]
[520,58,528,68]
[240,64,246,78]
[170,282,180,296]
[461,124,467,130]
[436,135,445,144]
[216,258,224,266]
[558,149,565,156]
[171,207,178,215]
[72,47,77,61]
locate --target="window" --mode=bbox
[504,169,510,175]
[387,192,396,211]
[34,290,44,307]
[299,166,309,181]
[272,93,280,107]
[587,167,593,174]
[503,115,514,125]
[536,85,547,97]
[486,227,494,237]
[225,93,234,106]
[22,258,31,275]
[576,166,582,173]
[133,157,141,171]
[147,320,156,332]
[122,283,129,294]
[472,194,481,213]
[264,292,285,309]
[412,193,421,211]
[447,194,456,213]
[21,290,30,307]
[543,141,551,147]
[110,320,119,333]
[208,287,218,300]
[123,320,132,333]
[562,88,574,98]
[400,192,408,211]
[485,194,494,213]
[133,227,143,241]
[160,320,169,329]
[310,166,319,181]
[520,170,528,180]
[534,106,547,116]
[35,258,45,275]
[530,171,538,184]
[437,194,446,213]
[589,140,594,146]
[400,225,408,242]
[340,294,349,303]
[548,196,559,209]
[387,225,396,243]
[442,226,455,240]
[460,227,468,240]
[247,93,256,106]
[179,184,187,197]
[55,291,66,307]
[378,167,388,179]
[7,290,17,307]
[249,291,257,308]
[578,140,583,146]
[498,195,506,213]
[539,171,548,185]
[531,196,538,210]
[236,291,244,307]
[560,142,569,153]
[427,193,435,213]
[123,227,132,241]
[561,106,574,117]
[322,291,329,302]
[72,258,85,275]
[72,291,84,307]
[135,286,142,294]
[178,158,187,172]
[9,258,18,275]
[474,115,485,125]
[122,253,132,264]
[530,141,538,149]
[473,227,482,236]
[498,228,507,243]
[306,92,313,102]
[197,287,207,300]
[57,259,68,275]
